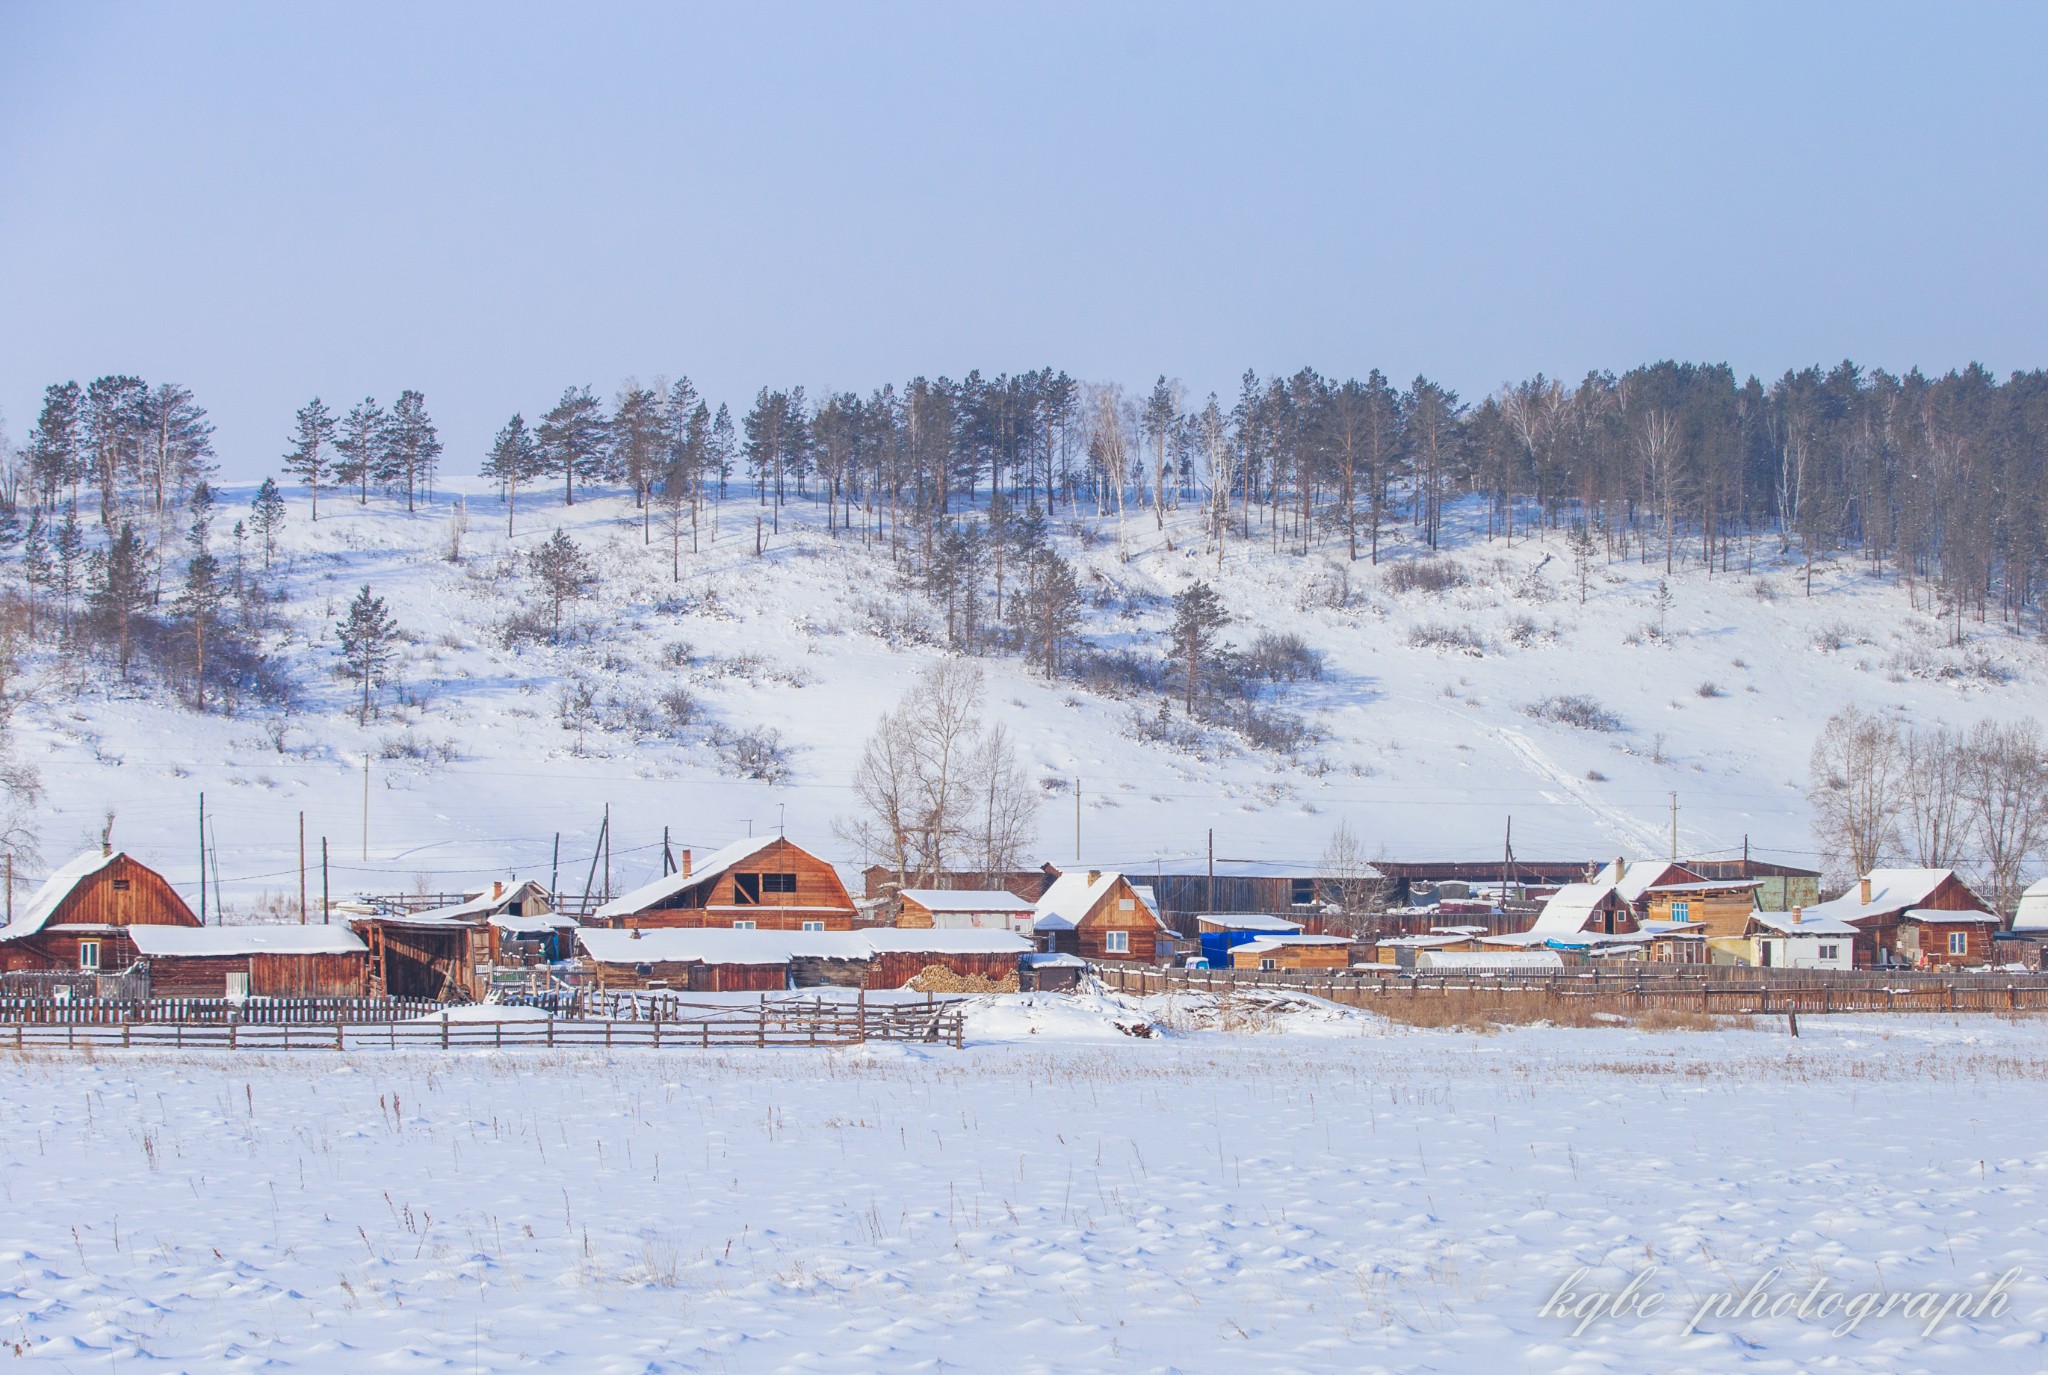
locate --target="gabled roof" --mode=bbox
[1901,907,2001,925]
[899,889,1034,913]
[1194,913,1305,933]
[0,850,123,942]
[1033,869,1169,931]
[1805,869,1965,925]
[1588,860,1701,905]
[1529,882,1622,934]
[1644,880,1764,895]
[591,835,785,921]
[128,925,368,957]
[1746,910,1860,937]
[411,878,558,925]
[2015,877,2048,933]
[1235,934,1354,955]
[1418,949,1564,971]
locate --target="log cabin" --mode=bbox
[1526,881,1637,937]
[0,849,199,975]
[1802,868,1992,966]
[1032,869,1172,962]
[896,889,1037,935]
[593,836,857,931]
[1228,934,1354,971]
[127,925,369,997]
[1896,908,2000,969]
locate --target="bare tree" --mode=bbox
[1808,706,1903,883]
[1319,820,1387,932]
[1961,717,2048,917]
[1899,724,1969,867]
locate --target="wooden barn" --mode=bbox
[1526,881,1637,937]
[576,928,801,992]
[1032,869,1173,962]
[1586,858,1706,922]
[351,913,493,999]
[1803,869,1992,966]
[127,925,369,997]
[593,836,857,931]
[0,849,199,974]
[896,889,1037,934]
[1134,859,1368,924]
[1228,934,1354,971]
[1642,879,1762,937]
[1897,908,2000,969]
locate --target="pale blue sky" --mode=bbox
[2,1,2043,478]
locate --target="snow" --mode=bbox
[1416,948,1565,971]
[1808,869,1965,923]
[2,1013,2044,1367]
[1588,858,1693,905]
[590,834,782,920]
[409,1001,553,1022]
[2015,878,2048,932]
[1748,910,1861,936]
[1233,933,1354,954]
[577,927,1031,967]
[897,888,1034,912]
[1195,912,1305,932]
[858,929,1033,955]
[126,924,368,956]
[1904,908,2003,924]
[1529,881,1620,933]
[0,848,119,941]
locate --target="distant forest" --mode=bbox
[3,359,2045,721]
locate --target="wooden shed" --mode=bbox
[1229,934,1354,971]
[896,889,1037,934]
[0,849,199,975]
[857,930,1030,989]
[1032,869,1172,962]
[1897,908,2000,969]
[351,914,494,1000]
[593,835,857,932]
[577,928,796,991]
[127,925,369,997]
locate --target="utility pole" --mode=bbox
[1669,792,1678,862]
[662,826,674,876]
[550,832,560,905]
[1503,816,1513,905]
[1206,828,1214,916]
[298,811,307,924]
[321,837,330,924]
[603,802,612,901]
[362,752,371,861]
[198,791,207,924]
[5,853,11,924]
[1074,779,1082,863]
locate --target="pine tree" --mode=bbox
[283,398,337,520]
[527,529,597,639]
[334,398,385,505]
[482,414,541,536]
[20,513,51,638]
[139,382,215,514]
[1010,548,1083,675]
[88,521,150,677]
[52,508,84,640]
[537,387,609,506]
[249,478,286,569]
[380,390,442,513]
[175,534,224,710]
[27,382,83,510]
[335,585,400,725]
[1166,580,1228,713]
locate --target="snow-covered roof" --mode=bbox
[1588,859,1698,905]
[1115,857,1381,881]
[1032,912,1076,932]
[488,910,580,932]
[1194,913,1305,933]
[1430,924,1489,936]
[899,889,1034,913]
[1637,920,1708,936]
[1033,869,1169,931]
[1747,910,1860,937]
[0,850,124,942]
[1235,934,1354,955]
[1375,933,1473,949]
[591,835,784,921]
[1021,952,1088,969]
[1644,880,1764,895]
[1901,907,2001,925]
[1529,882,1621,935]
[128,925,368,957]
[414,879,557,924]
[1132,884,1159,917]
[2014,878,2048,933]
[1805,869,1962,925]
[578,927,1030,966]
[1416,949,1564,971]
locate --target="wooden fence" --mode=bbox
[0,994,446,1025]
[0,995,966,1051]
[1104,963,2048,1015]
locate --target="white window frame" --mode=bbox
[1259,957,1277,971]
[801,920,824,932]
[732,920,757,931]
[1817,944,1838,962]
[1948,931,1968,956]
[78,940,101,972]
[1104,930,1130,954]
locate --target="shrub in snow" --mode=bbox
[1696,681,1725,698]
[709,724,791,783]
[1525,694,1623,732]
[1247,631,1324,682]
[1381,559,1465,594]
[1408,623,1488,656]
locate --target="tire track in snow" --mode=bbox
[1493,725,1669,853]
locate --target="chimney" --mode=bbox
[681,849,693,877]
[1088,870,1102,884]
[1614,857,1626,882]
[1859,877,1873,905]
[1792,907,1803,926]
[492,880,504,900]
[631,926,641,940]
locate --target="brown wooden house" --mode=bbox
[127,925,369,997]
[1804,869,1992,966]
[1229,934,1354,971]
[0,849,199,975]
[1032,869,1172,962]
[1897,908,2000,969]
[1641,880,1761,938]
[594,836,856,932]
[576,928,1029,992]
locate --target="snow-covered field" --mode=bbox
[3,1003,2045,1371]
[14,482,2046,911]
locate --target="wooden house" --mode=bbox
[1641,879,1761,937]
[127,925,369,997]
[1032,869,1172,962]
[896,889,1037,935]
[351,913,494,999]
[0,849,199,975]
[1130,859,1380,925]
[1229,934,1354,971]
[1735,910,1858,969]
[576,928,1030,992]
[1897,908,2000,969]
[1526,881,1637,937]
[1683,858,1822,911]
[1586,858,1705,922]
[1803,869,1992,966]
[862,864,1059,904]
[412,880,578,961]
[1019,952,1088,991]
[1193,913,1304,969]
[593,836,856,931]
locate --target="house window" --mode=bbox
[731,919,757,930]
[1671,902,1690,923]
[762,873,798,894]
[733,874,762,904]
[224,972,250,1001]
[1104,930,1129,954]
[1817,944,1838,961]
[78,941,101,971]
[1291,879,1315,906]
[111,879,131,891]
[801,921,824,932]
[1949,931,1968,956]
[1260,958,1277,971]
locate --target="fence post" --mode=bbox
[441,1017,449,1050]
[547,1018,555,1049]
[858,987,867,1044]
[757,998,766,1048]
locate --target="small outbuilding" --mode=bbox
[127,925,370,998]
[1897,908,2000,969]
[1229,934,1354,971]
[1738,910,1858,969]
[896,889,1037,935]
[351,913,494,1000]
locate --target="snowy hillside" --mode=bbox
[15,482,2046,909]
